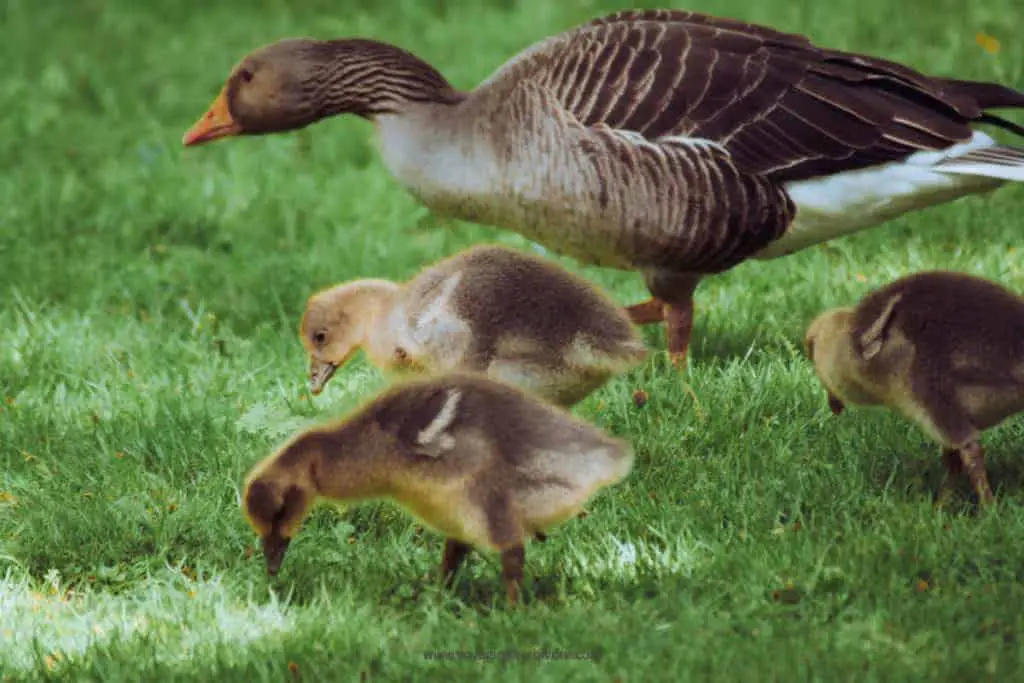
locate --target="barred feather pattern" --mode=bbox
[576,126,796,272]
[481,9,1023,183]
[310,39,461,117]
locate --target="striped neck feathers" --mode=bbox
[304,39,465,119]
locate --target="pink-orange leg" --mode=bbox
[664,300,695,367]
[628,274,701,367]
[626,298,666,325]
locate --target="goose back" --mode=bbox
[477,9,1024,183]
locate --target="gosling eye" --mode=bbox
[312,330,327,346]
[238,68,254,83]
[804,337,815,361]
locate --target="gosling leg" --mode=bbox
[935,447,964,508]
[501,545,526,606]
[958,441,994,506]
[440,539,472,586]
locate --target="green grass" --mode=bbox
[3,0,1024,680]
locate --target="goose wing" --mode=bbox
[486,9,1024,183]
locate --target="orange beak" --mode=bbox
[182,87,242,146]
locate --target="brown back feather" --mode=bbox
[490,10,1024,182]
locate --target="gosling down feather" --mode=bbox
[241,373,633,605]
[804,271,1024,505]
[299,244,645,406]
[183,9,1024,364]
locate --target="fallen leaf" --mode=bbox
[975,32,1001,55]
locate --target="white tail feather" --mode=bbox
[758,133,1017,259]
[933,144,1024,182]
[933,163,1024,182]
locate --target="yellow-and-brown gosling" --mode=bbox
[804,271,1024,505]
[299,244,646,406]
[241,373,634,604]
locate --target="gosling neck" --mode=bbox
[349,281,403,368]
[311,39,467,119]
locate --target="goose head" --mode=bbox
[183,38,461,146]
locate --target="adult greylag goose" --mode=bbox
[182,9,1024,365]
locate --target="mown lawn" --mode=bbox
[2,0,1023,680]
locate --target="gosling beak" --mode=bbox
[182,87,242,146]
[827,392,845,415]
[309,359,338,395]
[262,532,291,576]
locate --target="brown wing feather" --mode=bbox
[494,10,1024,182]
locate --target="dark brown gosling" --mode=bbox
[299,244,646,406]
[241,373,634,605]
[804,271,1024,505]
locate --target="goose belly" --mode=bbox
[376,121,647,269]
[416,187,640,269]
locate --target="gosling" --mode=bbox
[804,271,1024,505]
[241,373,634,605]
[299,244,646,406]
